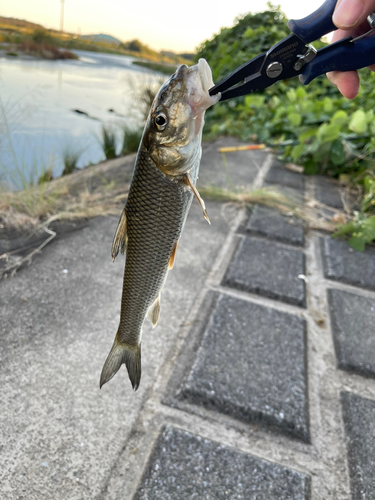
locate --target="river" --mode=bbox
[0,50,165,189]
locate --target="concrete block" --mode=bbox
[135,426,311,499]
[223,236,306,307]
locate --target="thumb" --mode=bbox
[333,0,375,29]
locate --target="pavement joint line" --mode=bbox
[235,230,307,252]
[337,365,375,400]
[303,232,351,499]
[251,152,274,190]
[212,283,307,317]
[154,404,321,475]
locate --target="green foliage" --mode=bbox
[31,28,54,45]
[100,125,117,160]
[61,148,82,176]
[120,126,143,155]
[197,5,375,248]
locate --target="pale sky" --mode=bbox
[2,0,326,53]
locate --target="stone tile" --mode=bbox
[244,205,305,246]
[265,160,305,191]
[315,176,344,209]
[175,294,309,442]
[320,237,375,291]
[223,236,306,307]
[134,426,311,500]
[341,392,375,499]
[328,289,375,378]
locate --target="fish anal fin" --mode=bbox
[111,208,128,261]
[182,174,211,224]
[168,240,179,270]
[147,295,160,328]
[100,336,141,391]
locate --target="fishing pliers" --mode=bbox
[209,0,375,100]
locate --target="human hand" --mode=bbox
[327,0,375,98]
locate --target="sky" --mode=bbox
[1,0,326,53]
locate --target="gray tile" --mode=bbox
[223,236,306,307]
[341,392,375,499]
[321,237,375,291]
[135,426,311,500]
[328,289,375,378]
[175,294,309,442]
[245,205,305,246]
[265,160,305,191]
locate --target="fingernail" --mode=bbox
[333,0,364,28]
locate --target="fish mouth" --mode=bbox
[185,59,220,119]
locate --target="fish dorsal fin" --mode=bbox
[147,295,161,328]
[182,174,211,224]
[168,240,179,270]
[111,208,128,261]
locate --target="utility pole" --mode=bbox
[60,0,65,33]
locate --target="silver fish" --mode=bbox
[100,59,220,391]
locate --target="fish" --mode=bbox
[100,59,220,391]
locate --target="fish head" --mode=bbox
[143,59,220,176]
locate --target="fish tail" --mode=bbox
[100,337,141,391]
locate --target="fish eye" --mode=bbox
[154,113,168,130]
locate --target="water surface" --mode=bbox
[0,50,164,188]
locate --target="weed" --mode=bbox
[61,147,82,176]
[99,125,117,159]
[120,126,143,155]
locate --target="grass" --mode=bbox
[132,60,177,75]
[120,126,143,155]
[100,125,118,159]
[199,184,348,233]
[61,147,82,176]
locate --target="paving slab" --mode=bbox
[223,236,306,307]
[328,289,375,378]
[172,293,309,442]
[264,159,305,191]
[134,426,311,500]
[320,236,375,291]
[244,204,305,246]
[341,392,375,499]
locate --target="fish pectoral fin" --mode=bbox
[147,295,161,328]
[182,174,210,225]
[111,208,128,261]
[168,240,179,270]
[100,336,141,391]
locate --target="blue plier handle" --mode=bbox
[209,0,375,100]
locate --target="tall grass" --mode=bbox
[100,125,117,159]
[120,126,143,155]
[61,147,82,176]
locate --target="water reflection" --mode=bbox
[0,50,165,188]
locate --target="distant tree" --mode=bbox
[127,39,143,53]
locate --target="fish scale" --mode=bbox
[119,147,193,339]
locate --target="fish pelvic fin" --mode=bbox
[147,294,161,328]
[111,208,128,261]
[100,337,141,391]
[168,240,179,270]
[182,174,211,224]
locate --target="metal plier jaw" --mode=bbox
[209,0,375,101]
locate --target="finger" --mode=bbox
[326,70,360,99]
[333,0,375,29]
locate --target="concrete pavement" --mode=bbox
[1,138,375,499]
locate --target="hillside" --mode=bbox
[0,16,44,31]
